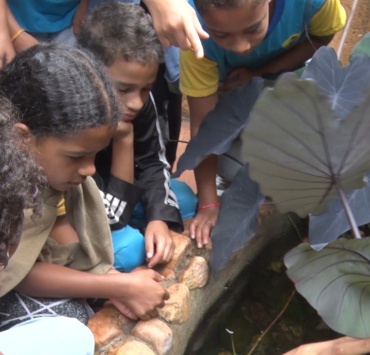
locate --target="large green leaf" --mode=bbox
[241,73,370,217]
[285,238,370,338]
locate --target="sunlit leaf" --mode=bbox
[285,239,370,338]
[242,72,370,217]
[210,164,263,273]
[173,78,263,178]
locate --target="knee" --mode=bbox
[170,179,198,219]
[112,226,146,272]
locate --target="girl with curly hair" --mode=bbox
[0,97,95,355]
[0,44,169,334]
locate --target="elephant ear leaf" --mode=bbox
[173,78,263,178]
[210,164,263,273]
[241,72,370,219]
[284,238,370,338]
[309,176,370,246]
[302,46,370,120]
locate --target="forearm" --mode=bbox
[194,155,218,205]
[111,138,134,183]
[15,262,124,299]
[255,36,334,77]
[0,0,10,36]
[187,93,219,204]
[7,6,38,52]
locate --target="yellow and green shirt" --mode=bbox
[180,0,346,97]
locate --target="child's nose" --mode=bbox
[78,159,96,178]
[231,37,251,54]
[126,94,144,112]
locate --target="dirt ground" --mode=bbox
[331,0,370,62]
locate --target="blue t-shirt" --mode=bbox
[188,0,326,82]
[8,0,80,33]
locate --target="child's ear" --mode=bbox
[14,123,34,145]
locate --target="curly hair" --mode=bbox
[78,2,164,66]
[0,97,45,269]
[0,43,120,139]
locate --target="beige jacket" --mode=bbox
[0,177,113,296]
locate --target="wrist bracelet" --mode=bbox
[198,203,220,211]
[11,29,25,43]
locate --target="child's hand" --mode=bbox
[190,207,219,248]
[145,220,175,268]
[109,268,169,320]
[144,0,209,58]
[219,67,255,92]
[283,336,370,355]
[113,120,134,141]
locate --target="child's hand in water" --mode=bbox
[145,220,175,268]
[109,268,169,320]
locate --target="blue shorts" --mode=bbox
[112,179,197,272]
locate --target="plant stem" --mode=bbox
[334,179,362,239]
[287,214,304,242]
[246,289,296,355]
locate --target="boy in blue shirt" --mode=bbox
[180,0,346,248]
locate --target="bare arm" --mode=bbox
[188,94,220,248]
[255,35,334,77]
[283,336,370,355]
[0,0,15,67]
[222,35,334,92]
[111,121,134,183]
[142,0,209,58]
[7,6,38,53]
[15,262,169,319]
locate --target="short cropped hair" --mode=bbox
[0,97,45,267]
[194,0,265,15]
[78,2,164,66]
[0,43,120,139]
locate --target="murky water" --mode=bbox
[191,235,340,355]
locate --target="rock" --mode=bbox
[165,232,191,270]
[179,256,209,289]
[159,267,176,282]
[158,283,190,324]
[131,318,173,355]
[109,339,156,355]
[88,305,132,348]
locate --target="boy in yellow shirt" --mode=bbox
[180,0,346,248]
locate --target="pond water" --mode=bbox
[190,234,341,355]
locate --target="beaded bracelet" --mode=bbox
[198,203,220,211]
[11,29,25,43]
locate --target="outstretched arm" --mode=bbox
[187,94,220,248]
[221,35,334,92]
[15,262,169,320]
[142,0,209,58]
[283,336,370,355]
